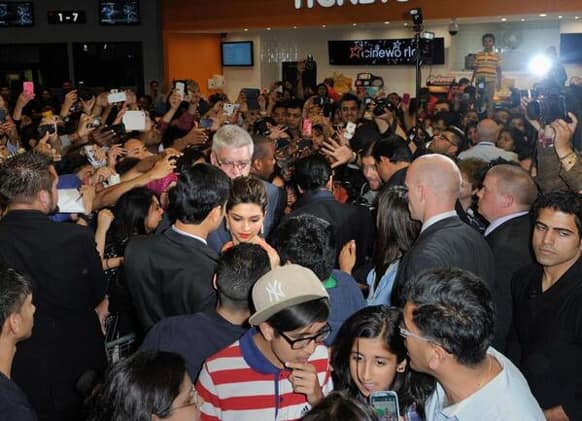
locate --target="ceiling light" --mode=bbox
[576,16,580,20]
[396,0,409,2]
[243,28,248,31]
[266,27,271,31]
[384,21,390,24]
[501,17,507,22]
[521,18,525,22]
[353,23,357,26]
[404,22,409,26]
[558,16,563,19]
[539,13,547,17]
[293,26,297,29]
[322,24,327,28]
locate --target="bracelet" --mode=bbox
[558,151,575,160]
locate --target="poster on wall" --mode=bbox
[328,38,445,66]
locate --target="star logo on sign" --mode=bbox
[393,40,402,50]
[350,45,363,59]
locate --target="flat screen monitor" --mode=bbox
[560,33,582,64]
[221,41,254,67]
[0,2,34,27]
[99,0,139,25]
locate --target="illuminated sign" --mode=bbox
[328,38,445,65]
[294,0,389,9]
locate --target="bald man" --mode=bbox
[392,154,495,305]
[458,119,518,162]
[478,164,538,351]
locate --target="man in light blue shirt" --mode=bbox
[400,268,544,421]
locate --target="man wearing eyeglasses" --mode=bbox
[196,264,333,421]
[208,125,285,252]
[428,127,466,158]
[401,268,544,420]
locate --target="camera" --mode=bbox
[37,124,56,138]
[107,89,127,104]
[526,90,569,124]
[449,20,459,36]
[373,98,394,116]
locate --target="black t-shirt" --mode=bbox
[0,372,38,421]
[140,309,248,381]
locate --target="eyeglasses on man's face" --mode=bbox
[216,158,251,171]
[278,323,331,350]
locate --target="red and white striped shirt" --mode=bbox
[196,329,333,421]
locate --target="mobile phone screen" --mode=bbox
[402,93,411,105]
[370,392,400,421]
[23,81,34,96]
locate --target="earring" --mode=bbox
[396,363,406,373]
[261,224,264,236]
[225,219,230,232]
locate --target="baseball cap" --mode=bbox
[248,264,330,326]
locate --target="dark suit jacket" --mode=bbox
[286,190,375,267]
[207,179,284,252]
[124,228,218,332]
[394,215,495,305]
[485,214,534,352]
[0,210,106,421]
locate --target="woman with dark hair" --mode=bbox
[222,176,279,268]
[89,351,201,421]
[366,185,420,306]
[95,187,164,338]
[465,122,479,146]
[331,306,434,420]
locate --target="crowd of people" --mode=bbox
[0,43,581,421]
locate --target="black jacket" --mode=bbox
[287,190,375,268]
[0,210,106,421]
[509,258,582,419]
[485,213,534,352]
[394,215,495,305]
[124,228,218,332]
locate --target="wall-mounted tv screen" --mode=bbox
[221,41,254,67]
[99,1,139,25]
[0,2,34,27]
[560,33,582,64]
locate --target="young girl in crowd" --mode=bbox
[366,186,420,306]
[222,176,279,268]
[331,306,434,420]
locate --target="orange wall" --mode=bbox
[163,32,222,95]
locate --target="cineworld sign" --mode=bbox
[328,38,445,66]
[295,0,389,9]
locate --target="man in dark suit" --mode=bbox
[394,154,495,305]
[477,164,538,351]
[286,154,375,270]
[0,152,106,421]
[208,125,284,252]
[124,163,230,332]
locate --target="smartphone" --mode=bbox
[23,81,34,96]
[345,122,357,138]
[298,138,313,150]
[242,88,260,110]
[223,103,239,116]
[302,118,313,137]
[276,138,290,150]
[37,124,56,138]
[0,109,6,123]
[174,81,186,100]
[107,90,127,104]
[122,110,147,131]
[199,119,213,130]
[402,93,411,106]
[369,391,400,421]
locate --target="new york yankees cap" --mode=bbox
[249,264,330,326]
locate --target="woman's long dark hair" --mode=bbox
[89,351,187,421]
[110,187,157,244]
[331,306,434,419]
[372,186,420,291]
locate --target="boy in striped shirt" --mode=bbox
[471,33,502,118]
[196,264,333,420]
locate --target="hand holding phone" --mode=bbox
[402,93,411,106]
